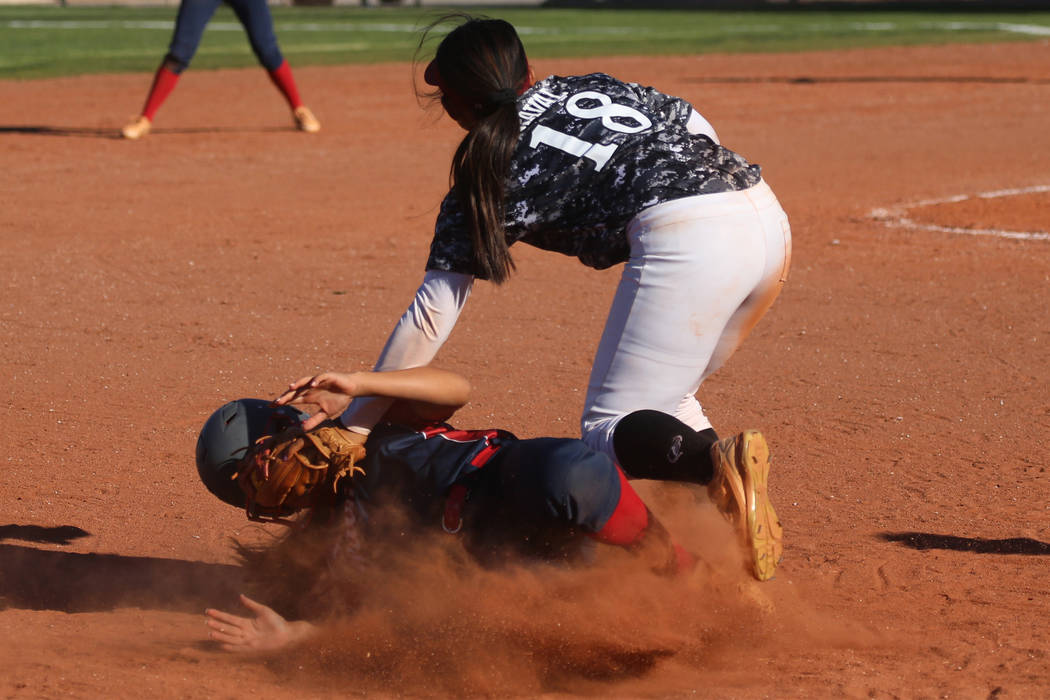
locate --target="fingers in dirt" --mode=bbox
[205,608,244,625]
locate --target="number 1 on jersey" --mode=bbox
[529,125,618,171]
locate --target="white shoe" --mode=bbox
[293,106,320,133]
[121,115,151,140]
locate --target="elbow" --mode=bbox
[451,375,472,408]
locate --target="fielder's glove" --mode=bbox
[237,421,366,522]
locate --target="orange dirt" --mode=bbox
[2,40,1049,698]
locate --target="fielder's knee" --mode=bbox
[613,409,717,484]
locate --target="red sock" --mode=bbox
[267,60,303,110]
[672,543,697,573]
[591,466,696,575]
[591,466,649,546]
[141,64,180,121]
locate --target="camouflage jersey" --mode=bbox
[427,72,763,278]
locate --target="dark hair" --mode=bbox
[418,15,529,284]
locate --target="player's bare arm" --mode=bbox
[275,367,471,429]
[205,594,316,653]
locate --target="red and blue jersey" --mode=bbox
[356,421,626,547]
[360,421,515,506]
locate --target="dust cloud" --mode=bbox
[239,483,882,697]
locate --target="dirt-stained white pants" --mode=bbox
[580,179,792,461]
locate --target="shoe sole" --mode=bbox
[712,431,783,581]
[737,430,783,581]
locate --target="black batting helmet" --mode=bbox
[194,398,308,509]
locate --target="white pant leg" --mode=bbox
[580,180,791,460]
[701,183,792,382]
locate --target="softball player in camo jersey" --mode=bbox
[316,16,788,579]
[120,0,320,140]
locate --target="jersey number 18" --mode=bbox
[528,90,653,172]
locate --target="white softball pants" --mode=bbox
[580,179,792,461]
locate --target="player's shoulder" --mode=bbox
[534,72,628,92]
[521,72,648,123]
[531,72,669,108]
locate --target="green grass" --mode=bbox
[2,5,1049,79]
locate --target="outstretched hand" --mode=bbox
[205,594,315,653]
[274,372,359,430]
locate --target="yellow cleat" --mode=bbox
[121,115,151,140]
[708,430,783,581]
[293,105,321,133]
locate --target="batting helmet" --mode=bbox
[195,398,309,509]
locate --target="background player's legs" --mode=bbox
[581,185,786,461]
[137,58,181,120]
[122,0,221,139]
[166,0,220,72]
[227,0,320,132]
[226,0,284,72]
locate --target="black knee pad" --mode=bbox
[613,410,717,484]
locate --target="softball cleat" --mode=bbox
[293,105,321,133]
[121,115,151,140]
[708,430,783,581]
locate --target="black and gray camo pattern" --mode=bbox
[427,73,763,278]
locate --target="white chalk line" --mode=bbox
[870,185,1050,242]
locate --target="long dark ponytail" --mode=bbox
[418,16,529,284]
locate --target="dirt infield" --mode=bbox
[2,39,1049,698]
